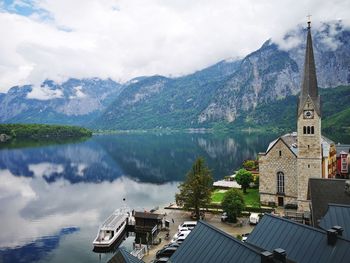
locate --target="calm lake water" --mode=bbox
[0,132,296,262]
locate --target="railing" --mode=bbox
[131,244,148,259]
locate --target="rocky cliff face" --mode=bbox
[0,78,122,125]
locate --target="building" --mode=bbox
[246,214,350,263]
[308,178,350,227]
[134,211,164,244]
[170,220,294,263]
[336,144,350,178]
[170,216,350,263]
[319,204,350,240]
[259,21,337,211]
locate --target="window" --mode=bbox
[307,126,311,134]
[303,126,306,134]
[277,172,285,194]
[311,126,314,134]
[279,150,282,157]
[308,164,310,168]
[308,145,310,149]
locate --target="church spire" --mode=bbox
[298,20,321,116]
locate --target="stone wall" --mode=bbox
[259,139,298,206]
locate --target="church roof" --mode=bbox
[265,133,333,158]
[298,22,321,117]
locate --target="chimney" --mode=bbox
[327,228,338,246]
[273,248,286,263]
[260,251,274,263]
[332,226,343,236]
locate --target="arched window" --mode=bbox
[307,126,311,134]
[311,126,314,134]
[303,126,306,134]
[277,172,285,194]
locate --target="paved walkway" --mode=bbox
[142,209,254,263]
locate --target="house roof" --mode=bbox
[308,178,350,226]
[170,220,262,263]
[319,204,350,240]
[336,144,350,157]
[246,214,350,263]
[108,248,144,263]
[134,211,163,220]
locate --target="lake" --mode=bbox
[0,131,294,262]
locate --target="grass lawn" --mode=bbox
[211,188,260,207]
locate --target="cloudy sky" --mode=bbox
[0,0,349,92]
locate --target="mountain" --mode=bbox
[232,85,350,132]
[96,22,350,129]
[0,22,349,130]
[0,78,122,125]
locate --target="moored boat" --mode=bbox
[93,207,130,248]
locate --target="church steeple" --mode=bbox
[298,20,321,116]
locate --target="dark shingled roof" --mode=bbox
[319,204,350,240]
[246,214,350,263]
[308,178,350,227]
[298,22,320,117]
[170,220,262,263]
[134,211,163,220]
[108,248,144,263]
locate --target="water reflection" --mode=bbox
[0,228,79,263]
[0,132,276,262]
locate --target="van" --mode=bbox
[178,221,197,231]
[249,213,260,225]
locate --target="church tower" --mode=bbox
[297,20,322,211]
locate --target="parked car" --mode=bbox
[249,213,260,225]
[163,242,180,249]
[156,246,178,259]
[172,230,191,240]
[174,235,188,245]
[171,230,191,243]
[178,221,197,231]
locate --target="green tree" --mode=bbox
[221,188,245,223]
[175,157,213,220]
[235,168,253,194]
[243,160,256,170]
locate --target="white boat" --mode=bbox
[93,207,130,247]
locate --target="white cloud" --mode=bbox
[28,163,65,177]
[0,0,350,92]
[0,168,178,248]
[27,84,63,100]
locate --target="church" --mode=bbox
[258,21,337,212]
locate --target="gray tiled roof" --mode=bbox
[246,214,350,263]
[335,144,350,157]
[308,178,350,226]
[319,204,350,240]
[108,248,144,263]
[170,221,262,263]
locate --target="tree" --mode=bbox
[175,157,213,220]
[235,168,253,194]
[221,189,245,223]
